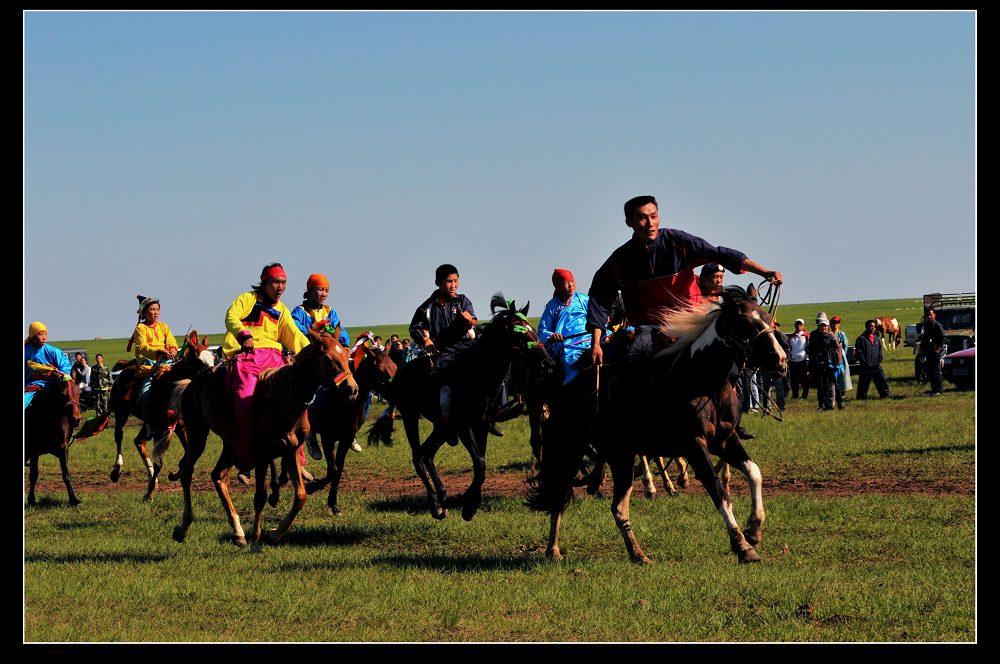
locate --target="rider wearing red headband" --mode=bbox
[224,262,310,482]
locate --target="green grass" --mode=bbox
[26,297,975,642]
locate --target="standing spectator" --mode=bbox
[761,321,789,414]
[830,315,853,405]
[922,307,946,396]
[372,336,384,352]
[70,352,86,384]
[786,318,810,399]
[73,353,92,393]
[90,353,114,418]
[387,334,404,366]
[808,313,843,411]
[854,319,891,399]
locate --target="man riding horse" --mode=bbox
[24,321,73,410]
[587,194,783,367]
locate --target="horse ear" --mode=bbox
[519,301,530,317]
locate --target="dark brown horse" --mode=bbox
[106,331,215,500]
[368,294,553,522]
[170,323,359,549]
[303,332,397,515]
[25,379,82,506]
[529,286,786,564]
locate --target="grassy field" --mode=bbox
[25,297,975,642]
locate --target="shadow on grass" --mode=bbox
[55,520,106,531]
[216,522,403,548]
[848,443,975,457]
[372,552,547,573]
[366,494,513,514]
[25,551,172,564]
[23,496,80,511]
[493,460,534,474]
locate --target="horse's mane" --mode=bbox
[658,286,751,357]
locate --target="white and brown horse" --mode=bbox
[529,286,786,564]
[876,316,902,351]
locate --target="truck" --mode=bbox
[914,292,975,383]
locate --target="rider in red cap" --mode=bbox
[224,262,310,483]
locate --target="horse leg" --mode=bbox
[250,458,271,551]
[689,443,759,563]
[608,452,651,564]
[324,433,349,516]
[404,415,446,520]
[546,510,564,561]
[172,427,207,544]
[268,459,281,507]
[585,448,606,498]
[57,447,82,507]
[263,448,308,546]
[209,446,248,548]
[714,458,731,496]
[27,454,40,506]
[133,425,158,502]
[637,455,657,499]
[110,413,126,482]
[420,430,451,511]
[653,456,678,496]
[674,457,690,488]
[458,426,487,521]
[168,423,188,482]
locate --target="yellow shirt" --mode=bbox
[133,321,178,364]
[223,292,309,359]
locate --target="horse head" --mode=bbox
[184,330,217,369]
[350,332,397,393]
[307,321,359,401]
[486,292,552,365]
[63,378,82,428]
[717,287,787,376]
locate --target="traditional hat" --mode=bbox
[25,321,47,344]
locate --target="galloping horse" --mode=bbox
[302,332,397,515]
[528,286,786,564]
[368,294,553,522]
[25,379,82,506]
[106,331,215,500]
[171,323,358,549]
[876,316,902,351]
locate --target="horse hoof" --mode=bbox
[250,541,263,553]
[69,498,82,507]
[172,526,187,543]
[330,505,342,516]
[431,507,447,520]
[461,502,480,521]
[644,492,656,500]
[142,493,153,502]
[109,466,121,483]
[264,529,281,545]
[739,547,761,564]
[267,493,280,508]
[632,554,653,565]
[167,470,180,482]
[233,535,248,548]
[546,548,563,561]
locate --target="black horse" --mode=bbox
[303,333,398,515]
[528,286,786,564]
[369,293,553,521]
[25,379,83,507]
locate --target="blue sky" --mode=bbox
[24,11,976,340]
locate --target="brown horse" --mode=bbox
[876,316,902,351]
[106,331,215,500]
[303,332,397,515]
[170,322,358,549]
[529,286,785,564]
[25,379,82,506]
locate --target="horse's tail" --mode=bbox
[526,386,595,515]
[366,411,396,447]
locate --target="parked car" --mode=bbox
[904,323,920,348]
[942,347,975,390]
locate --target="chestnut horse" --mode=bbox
[170,323,358,549]
[303,332,397,515]
[876,316,902,351]
[106,331,216,500]
[368,294,553,522]
[529,287,786,564]
[25,378,82,506]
